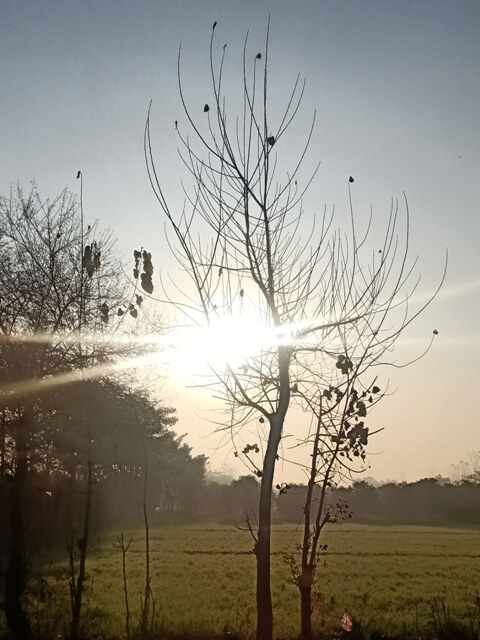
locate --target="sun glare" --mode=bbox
[0,314,340,397]
[151,312,342,383]
[161,314,278,380]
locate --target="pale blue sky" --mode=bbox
[1,0,479,482]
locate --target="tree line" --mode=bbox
[0,183,206,639]
[274,477,480,528]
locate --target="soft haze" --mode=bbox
[1,0,479,483]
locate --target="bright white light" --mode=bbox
[156,313,342,382]
[163,314,276,380]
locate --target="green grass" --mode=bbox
[5,523,480,639]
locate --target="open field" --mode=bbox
[7,523,480,639]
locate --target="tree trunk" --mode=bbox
[256,476,273,640]
[300,582,312,640]
[70,457,93,640]
[139,437,151,638]
[0,409,6,473]
[256,417,282,640]
[5,548,33,640]
[298,415,320,640]
[4,412,34,639]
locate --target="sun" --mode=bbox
[160,313,276,381]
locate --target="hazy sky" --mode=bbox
[1,0,479,483]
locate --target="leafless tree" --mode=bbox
[285,362,385,639]
[451,452,480,485]
[114,533,133,640]
[145,22,445,640]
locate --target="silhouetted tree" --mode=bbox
[145,21,445,640]
[0,183,125,638]
[287,380,383,640]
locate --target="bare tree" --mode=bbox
[139,425,154,639]
[451,452,480,485]
[285,366,384,639]
[114,533,133,640]
[68,437,94,640]
[145,22,445,640]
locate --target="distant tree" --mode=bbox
[204,469,235,486]
[275,483,308,523]
[452,452,480,485]
[145,22,445,640]
[349,480,381,522]
[231,475,260,522]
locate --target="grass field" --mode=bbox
[9,523,480,639]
